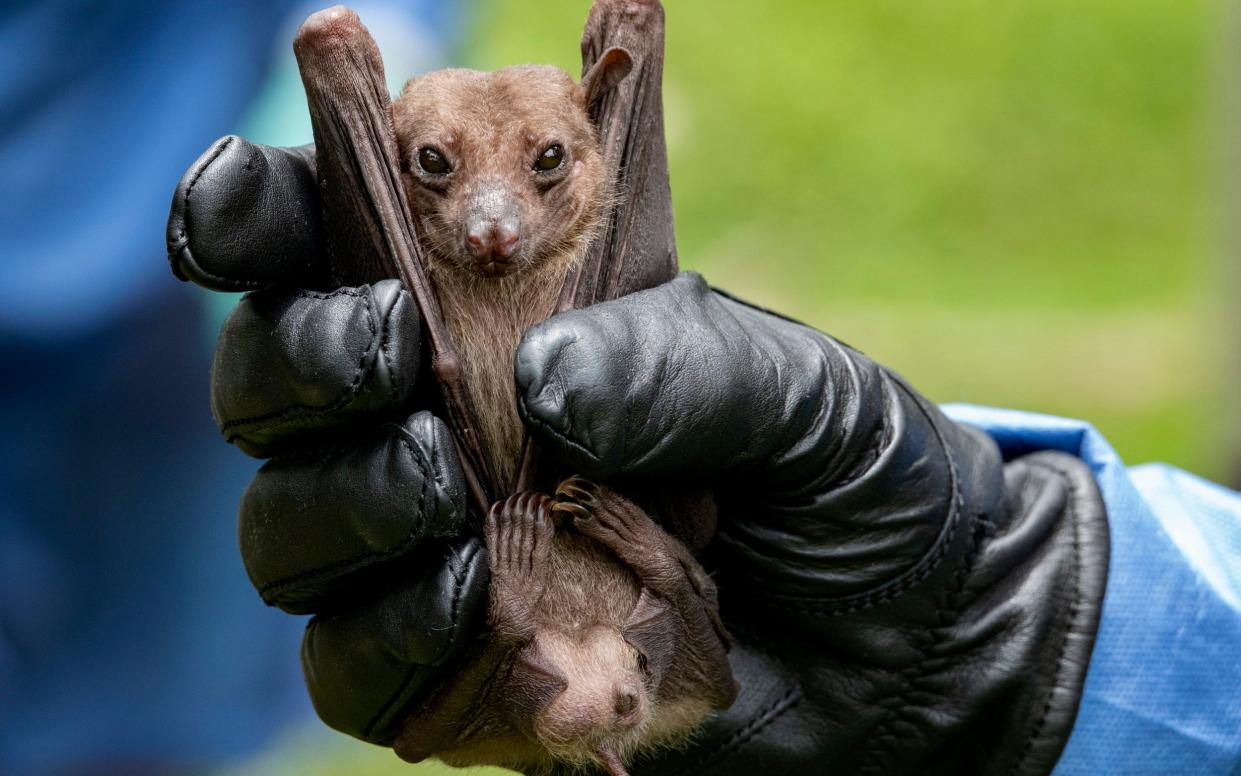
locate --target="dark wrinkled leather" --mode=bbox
[518,274,1110,775]
[168,139,491,743]
[240,411,466,613]
[213,279,421,458]
[302,536,488,745]
[167,137,330,291]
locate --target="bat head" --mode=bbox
[523,627,650,763]
[418,626,652,775]
[393,49,632,280]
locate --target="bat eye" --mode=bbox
[534,144,564,171]
[636,652,649,675]
[418,147,451,175]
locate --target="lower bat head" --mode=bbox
[526,627,650,767]
[423,626,653,776]
[393,50,631,280]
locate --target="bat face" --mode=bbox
[393,66,610,280]
[527,628,650,750]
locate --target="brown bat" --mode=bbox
[292,3,735,774]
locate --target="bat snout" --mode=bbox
[462,184,524,273]
[465,220,521,261]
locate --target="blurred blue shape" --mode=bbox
[0,1,462,773]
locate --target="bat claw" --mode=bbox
[555,476,600,507]
[551,501,592,523]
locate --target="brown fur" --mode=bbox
[394,66,611,486]
[390,63,735,776]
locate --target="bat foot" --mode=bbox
[556,478,682,591]
[485,491,555,637]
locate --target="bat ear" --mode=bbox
[504,642,570,733]
[581,46,634,109]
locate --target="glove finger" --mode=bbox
[167,137,332,291]
[212,278,420,458]
[302,535,488,746]
[514,272,823,481]
[241,411,466,614]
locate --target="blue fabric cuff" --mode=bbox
[943,404,1241,775]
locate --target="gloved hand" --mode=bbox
[517,277,1111,775]
[168,136,489,744]
[170,137,1110,775]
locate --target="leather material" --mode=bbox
[518,273,979,599]
[167,137,330,291]
[167,140,491,742]
[240,411,467,614]
[212,279,421,458]
[518,274,1110,776]
[302,536,489,746]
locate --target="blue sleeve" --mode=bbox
[942,404,1241,774]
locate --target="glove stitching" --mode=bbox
[171,135,268,291]
[856,482,984,775]
[256,429,433,603]
[1011,457,1084,774]
[221,287,381,438]
[515,390,602,465]
[762,379,965,616]
[674,686,803,776]
[363,540,482,741]
[172,135,233,249]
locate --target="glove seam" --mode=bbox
[516,389,602,465]
[757,377,966,616]
[1011,455,1086,775]
[220,286,381,439]
[363,539,482,741]
[856,510,988,775]
[674,685,803,776]
[255,426,433,604]
[168,135,269,291]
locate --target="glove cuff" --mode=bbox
[779,394,1109,774]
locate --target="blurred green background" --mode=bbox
[227,0,1228,773]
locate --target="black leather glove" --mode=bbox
[168,137,489,744]
[170,137,1110,775]
[516,275,1110,775]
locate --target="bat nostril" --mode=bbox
[494,229,520,258]
[465,228,491,258]
[614,690,638,718]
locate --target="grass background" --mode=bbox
[228,0,1228,772]
[463,0,1228,480]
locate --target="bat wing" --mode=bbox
[563,0,678,311]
